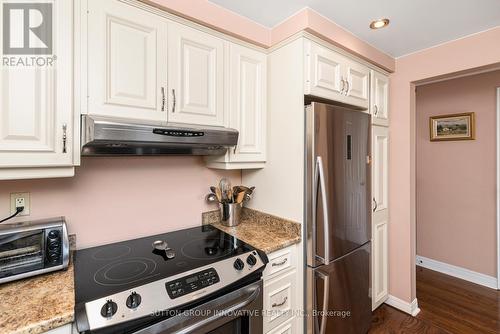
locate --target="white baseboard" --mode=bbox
[416,255,498,289]
[385,295,420,316]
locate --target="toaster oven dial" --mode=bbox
[46,229,62,265]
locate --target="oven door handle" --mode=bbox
[133,283,261,334]
[176,286,260,333]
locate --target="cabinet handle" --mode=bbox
[62,124,67,153]
[172,89,176,113]
[271,296,288,308]
[374,105,378,116]
[373,198,378,212]
[340,77,345,94]
[271,258,288,267]
[345,79,350,95]
[161,87,166,111]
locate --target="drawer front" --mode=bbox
[264,245,297,279]
[266,317,296,334]
[263,270,296,332]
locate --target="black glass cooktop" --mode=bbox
[74,225,256,303]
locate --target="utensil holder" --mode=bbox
[219,202,242,227]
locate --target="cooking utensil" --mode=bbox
[235,191,246,203]
[210,186,217,194]
[219,178,232,203]
[214,187,222,202]
[206,193,218,203]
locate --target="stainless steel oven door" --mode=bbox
[133,280,263,334]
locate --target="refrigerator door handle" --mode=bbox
[316,270,330,334]
[315,156,331,264]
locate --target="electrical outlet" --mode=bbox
[10,192,30,216]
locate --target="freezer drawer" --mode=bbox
[307,242,371,334]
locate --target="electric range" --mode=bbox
[74,225,268,333]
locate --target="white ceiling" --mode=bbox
[208,0,500,57]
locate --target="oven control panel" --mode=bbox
[165,268,220,299]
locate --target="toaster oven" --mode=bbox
[0,217,70,284]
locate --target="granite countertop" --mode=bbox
[203,208,301,254]
[0,255,75,334]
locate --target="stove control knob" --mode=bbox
[126,292,142,309]
[246,254,257,266]
[233,258,244,271]
[100,300,118,318]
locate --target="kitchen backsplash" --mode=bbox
[0,157,240,249]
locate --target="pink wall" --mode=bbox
[390,26,500,303]
[143,1,395,72]
[0,157,239,249]
[141,0,270,47]
[416,70,500,277]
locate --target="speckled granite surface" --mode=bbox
[0,235,76,334]
[202,208,301,254]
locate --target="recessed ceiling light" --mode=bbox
[370,18,390,30]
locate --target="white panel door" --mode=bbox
[344,60,370,109]
[168,23,224,126]
[371,125,389,310]
[305,41,344,99]
[371,70,389,126]
[372,218,388,309]
[87,0,167,122]
[229,44,266,163]
[372,126,389,213]
[0,0,73,167]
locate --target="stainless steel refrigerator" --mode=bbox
[305,102,372,334]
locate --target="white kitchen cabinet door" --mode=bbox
[372,126,389,213]
[229,44,266,163]
[206,44,266,169]
[372,218,388,310]
[167,23,225,126]
[371,125,389,310]
[371,71,389,126]
[87,0,167,122]
[305,41,344,100]
[0,0,74,171]
[305,40,369,109]
[344,60,370,109]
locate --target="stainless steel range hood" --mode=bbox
[81,115,238,156]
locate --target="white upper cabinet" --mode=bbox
[206,44,267,169]
[306,41,344,97]
[167,23,225,126]
[87,0,168,122]
[0,0,75,178]
[305,40,370,110]
[371,70,389,126]
[344,60,370,106]
[229,44,266,163]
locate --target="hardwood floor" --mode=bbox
[370,304,450,334]
[369,267,500,333]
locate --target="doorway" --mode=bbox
[413,70,500,333]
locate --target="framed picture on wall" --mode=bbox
[429,112,475,141]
